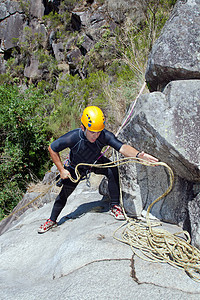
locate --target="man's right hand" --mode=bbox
[60,168,71,179]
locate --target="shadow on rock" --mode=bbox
[58,197,110,225]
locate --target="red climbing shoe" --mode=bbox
[110,205,125,220]
[38,219,57,234]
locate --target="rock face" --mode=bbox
[105,0,145,24]
[1,180,200,299]
[0,0,147,81]
[101,78,199,239]
[128,80,200,181]
[0,0,24,51]
[114,0,200,248]
[145,0,200,91]
[117,79,199,235]
[29,0,45,19]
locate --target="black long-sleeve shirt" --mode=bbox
[51,128,123,167]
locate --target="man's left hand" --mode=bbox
[138,151,159,163]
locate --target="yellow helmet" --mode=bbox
[81,106,105,132]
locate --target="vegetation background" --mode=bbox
[0,0,176,220]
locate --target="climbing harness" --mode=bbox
[85,171,91,187]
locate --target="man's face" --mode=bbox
[81,125,101,143]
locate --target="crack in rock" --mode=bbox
[53,258,130,280]
[130,254,200,295]
[0,11,24,22]
[130,254,140,284]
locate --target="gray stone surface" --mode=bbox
[127,80,200,180]
[105,0,146,24]
[1,179,200,299]
[52,42,65,62]
[0,12,24,50]
[24,55,43,79]
[0,0,23,21]
[30,0,45,19]
[188,192,200,246]
[146,0,200,91]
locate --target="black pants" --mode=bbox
[50,156,120,222]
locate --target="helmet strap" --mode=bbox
[84,128,87,137]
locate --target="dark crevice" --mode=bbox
[0,11,24,22]
[53,258,130,280]
[130,254,141,284]
[130,254,200,295]
[52,255,200,295]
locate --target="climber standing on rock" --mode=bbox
[38,106,158,233]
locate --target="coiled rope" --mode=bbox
[69,157,200,282]
[114,155,200,283]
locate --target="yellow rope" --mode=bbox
[1,157,153,221]
[113,154,200,283]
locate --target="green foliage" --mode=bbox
[141,0,175,49]
[102,29,111,39]
[0,181,24,220]
[0,84,51,219]
[37,49,59,82]
[1,26,59,88]
[43,11,66,29]
[20,26,45,55]
[48,71,108,137]
[0,54,25,86]
[42,0,78,39]
[115,0,176,82]
[19,0,30,18]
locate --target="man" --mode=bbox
[38,106,158,233]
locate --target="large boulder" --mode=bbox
[119,79,200,181]
[0,0,24,51]
[0,0,22,20]
[24,55,43,79]
[52,42,65,61]
[145,0,200,91]
[1,180,200,298]
[29,0,45,19]
[188,190,200,247]
[117,79,200,245]
[105,0,146,24]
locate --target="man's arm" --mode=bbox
[119,144,158,163]
[48,145,71,179]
